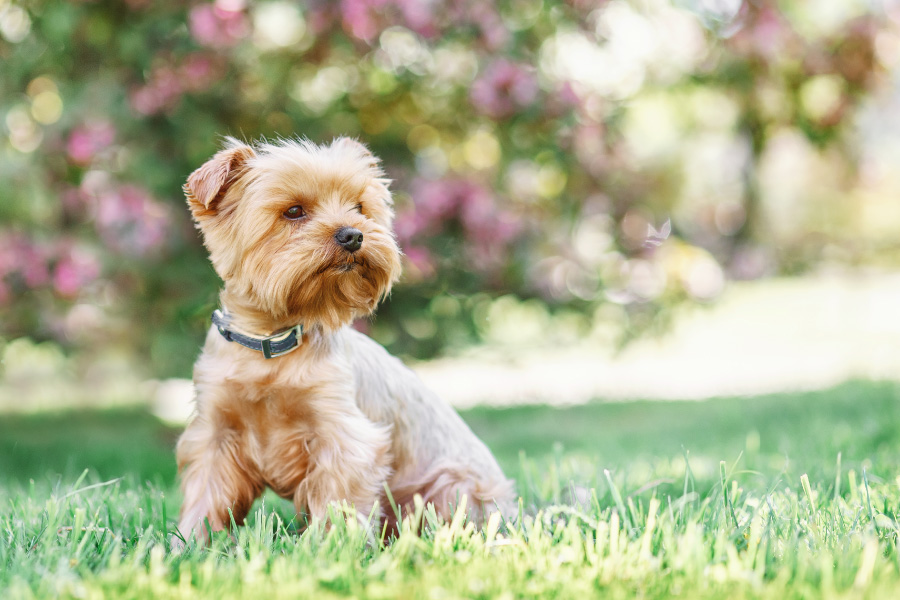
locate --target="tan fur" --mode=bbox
[176,137,514,543]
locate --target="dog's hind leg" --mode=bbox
[390,462,516,527]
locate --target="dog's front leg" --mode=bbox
[175,415,262,544]
[294,403,392,527]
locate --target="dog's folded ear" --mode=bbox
[184,140,256,218]
[332,137,381,169]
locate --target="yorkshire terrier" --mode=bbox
[176,137,514,542]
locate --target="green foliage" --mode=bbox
[0,1,897,376]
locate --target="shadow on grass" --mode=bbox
[2,380,898,495]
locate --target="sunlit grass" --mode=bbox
[4,381,900,598]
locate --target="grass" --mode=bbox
[3,380,900,598]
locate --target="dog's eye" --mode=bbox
[355,203,363,213]
[283,205,305,220]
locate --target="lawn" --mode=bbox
[3,380,900,598]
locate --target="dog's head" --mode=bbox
[185,137,402,330]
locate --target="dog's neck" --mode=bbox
[218,287,307,337]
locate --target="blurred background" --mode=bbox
[2,0,900,423]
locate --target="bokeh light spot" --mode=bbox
[26,76,57,98]
[253,2,306,49]
[294,66,353,114]
[0,3,31,43]
[6,105,42,153]
[799,75,845,123]
[430,295,461,318]
[31,91,63,125]
[407,124,440,153]
[536,163,567,198]
[464,129,501,170]
[359,105,391,134]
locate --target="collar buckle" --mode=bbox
[260,324,303,359]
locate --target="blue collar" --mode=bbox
[211,310,303,359]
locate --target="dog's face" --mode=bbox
[185,137,402,330]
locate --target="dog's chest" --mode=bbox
[235,385,317,498]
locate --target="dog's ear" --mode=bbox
[184,141,256,218]
[332,137,380,168]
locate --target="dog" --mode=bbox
[175,137,514,543]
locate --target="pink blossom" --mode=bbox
[306,1,340,35]
[461,196,520,246]
[21,249,50,288]
[130,66,183,116]
[130,52,224,115]
[338,0,438,41]
[410,178,464,220]
[66,121,116,166]
[179,53,223,93]
[61,187,83,212]
[572,124,606,177]
[444,2,509,50]
[403,245,435,279]
[400,176,523,274]
[468,3,509,51]
[189,3,250,48]
[333,0,508,46]
[87,185,171,257]
[340,0,384,41]
[0,233,50,288]
[0,233,103,300]
[394,211,431,245]
[396,0,438,38]
[544,81,581,118]
[52,246,100,298]
[470,59,538,119]
[729,5,793,60]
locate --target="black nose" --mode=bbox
[334,227,363,253]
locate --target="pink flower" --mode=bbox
[340,0,384,41]
[0,233,102,300]
[470,59,538,119]
[572,123,606,177]
[403,245,435,279]
[130,52,225,115]
[189,3,250,48]
[306,1,340,35]
[21,247,50,288]
[52,246,100,298]
[394,211,431,245]
[87,185,171,257]
[130,65,183,116]
[0,233,50,288]
[401,176,523,274]
[395,0,438,38]
[729,5,793,60]
[444,2,509,50]
[66,122,116,166]
[338,0,438,41]
[467,3,509,50]
[179,53,223,93]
